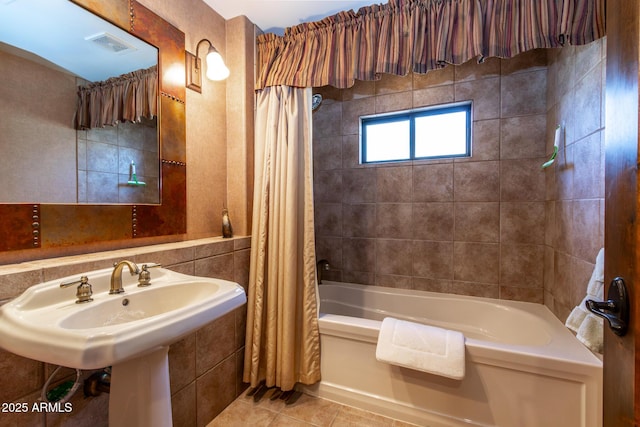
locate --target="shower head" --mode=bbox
[312,94,322,111]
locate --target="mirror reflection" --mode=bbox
[0,0,160,204]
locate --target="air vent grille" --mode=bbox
[85,32,136,53]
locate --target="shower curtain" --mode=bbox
[243,86,321,391]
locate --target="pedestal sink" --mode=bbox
[0,264,247,427]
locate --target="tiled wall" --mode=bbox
[0,237,250,427]
[77,118,159,204]
[313,50,550,302]
[544,39,606,322]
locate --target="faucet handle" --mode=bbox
[138,263,162,287]
[60,276,93,304]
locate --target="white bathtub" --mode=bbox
[302,282,602,427]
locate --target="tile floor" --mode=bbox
[207,388,420,427]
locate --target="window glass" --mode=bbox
[361,102,471,164]
[363,119,410,162]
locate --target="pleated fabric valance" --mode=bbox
[75,65,157,130]
[256,0,605,90]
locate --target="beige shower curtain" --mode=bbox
[243,86,321,391]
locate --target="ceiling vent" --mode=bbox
[85,32,136,54]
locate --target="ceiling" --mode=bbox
[0,0,157,82]
[203,0,379,34]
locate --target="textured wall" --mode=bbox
[313,50,550,302]
[544,39,606,322]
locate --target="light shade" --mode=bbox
[186,39,229,92]
[205,47,230,81]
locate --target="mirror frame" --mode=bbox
[0,0,186,264]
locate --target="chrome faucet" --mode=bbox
[110,260,140,294]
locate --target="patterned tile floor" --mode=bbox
[207,388,420,427]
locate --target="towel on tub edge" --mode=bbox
[375,317,465,380]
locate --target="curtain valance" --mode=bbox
[256,0,605,90]
[75,65,157,130]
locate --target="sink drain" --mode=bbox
[122,298,129,306]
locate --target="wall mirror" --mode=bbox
[0,0,160,204]
[0,0,187,261]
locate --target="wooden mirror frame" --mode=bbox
[0,0,186,264]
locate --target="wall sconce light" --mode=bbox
[186,39,229,92]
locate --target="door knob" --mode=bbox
[585,277,629,336]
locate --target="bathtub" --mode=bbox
[302,282,602,427]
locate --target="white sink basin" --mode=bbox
[0,265,247,369]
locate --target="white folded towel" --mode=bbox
[565,248,604,353]
[376,317,465,380]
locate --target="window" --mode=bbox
[360,102,472,164]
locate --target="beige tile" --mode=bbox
[554,200,574,254]
[499,286,543,303]
[572,131,604,199]
[460,119,500,162]
[172,382,197,427]
[343,270,375,285]
[572,199,604,262]
[413,203,454,241]
[313,100,343,139]
[454,77,500,120]
[197,356,237,426]
[454,202,499,243]
[342,79,376,101]
[233,249,251,290]
[412,241,453,279]
[375,73,413,95]
[331,404,394,426]
[500,158,546,202]
[314,136,343,171]
[343,238,376,273]
[413,85,455,108]
[500,70,547,118]
[500,202,545,244]
[543,246,555,292]
[194,240,234,259]
[315,203,343,237]
[280,393,343,426]
[376,204,414,239]
[270,413,314,426]
[500,243,545,288]
[377,166,413,202]
[315,170,343,203]
[342,134,363,169]
[574,40,602,81]
[207,399,277,427]
[412,277,452,293]
[453,242,499,284]
[573,65,602,141]
[413,67,454,88]
[449,281,499,298]
[196,312,237,376]
[500,49,547,75]
[376,91,413,113]
[454,56,500,82]
[454,161,500,202]
[413,163,454,202]
[376,239,414,276]
[169,333,196,393]
[500,114,546,159]
[315,237,343,270]
[343,169,376,203]
[342,98,376,135]
[553,251,573,306]
[194,253,235,282]
[376,274,413,289]
[0,350,43,404]
[343,204,376,238]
